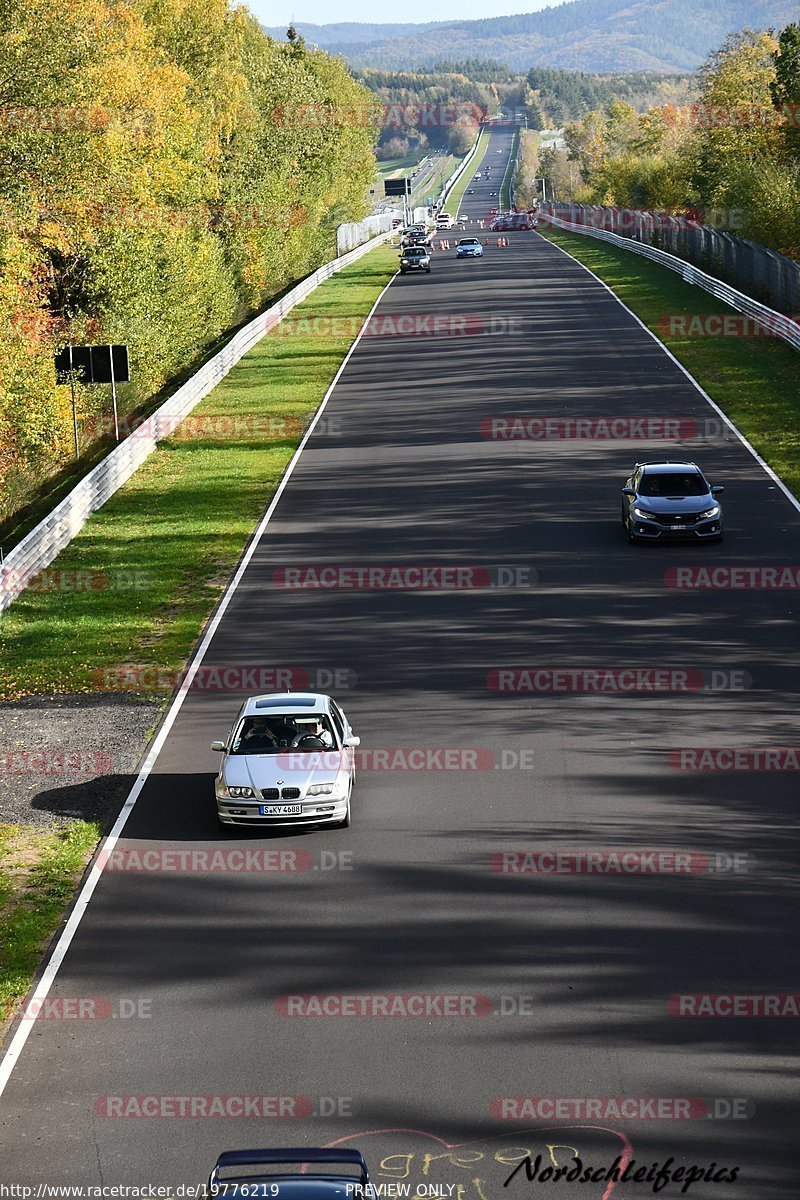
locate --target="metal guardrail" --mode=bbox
[0,220,395,613]
[546,203,800,315]
[542,211,800,354]
[337,214,392,254]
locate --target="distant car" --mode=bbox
[467,189,475,194]
[399,245,431,273]
[401,230,431,248]
[208,1149,371,1200]
[456,237,483,258]
[491,212,531,231]
[621,461,724,542]
[212,692,359,829]
[436,213,455,229]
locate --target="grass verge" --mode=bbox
[376,153,425,180]
[0,821,101,1026]
[443,131,489,218]
[500,128,520,210]
[0,243,399,701]
[541,226,800,497]
[411,155,458,205]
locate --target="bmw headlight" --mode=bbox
[400,258,409,264]
[307,782,337,796]
[633,507,658,520]
[699,505,720,519]
[223,785,254,798]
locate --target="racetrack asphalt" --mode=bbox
[1,121,798,1198]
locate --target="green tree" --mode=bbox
[771,23,800,160]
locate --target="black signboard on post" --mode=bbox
[54,344,130,385]
[54,344,130,455]
[384,178,411,197]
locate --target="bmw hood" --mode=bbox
[223,752,346,792]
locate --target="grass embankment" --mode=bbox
[0,242,399,701]
[541,226,800,497]
[499,127,521,211]
[376,153,425,180]
[0,821,101,1025]
[411,154,459,205]
[442,130,489,218]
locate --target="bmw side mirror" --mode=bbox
[711,485,725,494]
[344,736,361,748]
[622,487,635,496]
[210,739,226,752]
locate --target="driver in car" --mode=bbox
[290,718,334,749]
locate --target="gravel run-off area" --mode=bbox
[1,694,162,829]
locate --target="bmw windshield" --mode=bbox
[229,714,337,754]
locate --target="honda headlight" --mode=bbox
[633,507,658,520]
[699,505,720,519]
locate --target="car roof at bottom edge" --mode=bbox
[244,693,329,714]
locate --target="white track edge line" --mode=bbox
[0,268,398,1099]
[544,232,800,515]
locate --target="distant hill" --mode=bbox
[264,0,797,73]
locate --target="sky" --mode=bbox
[251,0,556,29]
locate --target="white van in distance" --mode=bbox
[436,213,455,229]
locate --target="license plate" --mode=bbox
[259,804,302,816]
[670,524,686,530]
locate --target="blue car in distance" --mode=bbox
[208,1148,371,1200]
[456,237,483,258]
